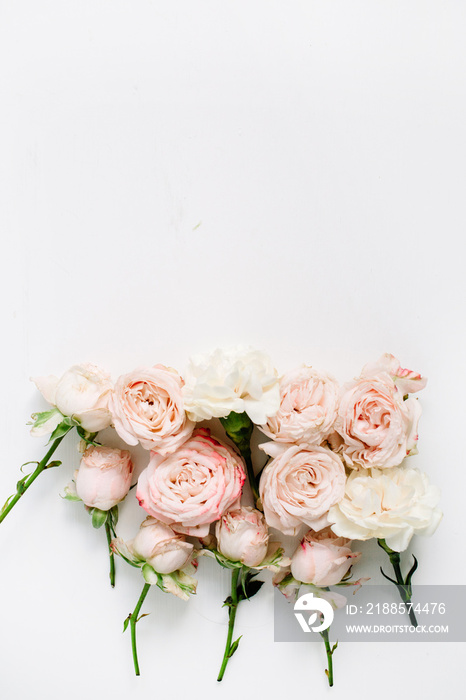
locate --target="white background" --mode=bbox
[1,1,465,698]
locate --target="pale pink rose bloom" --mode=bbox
[32,363,113,433]
[216,506,269,567]
[75,445,133,511]
[258,443,346,536]
[335,367,422,470]
[291,527,361,586]
[129,517,194,574]
[137,428,246,537]
[110,365,194,454]
[361,353,427,395]
[260,366,339,445]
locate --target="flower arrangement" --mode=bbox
[0,349,442,686]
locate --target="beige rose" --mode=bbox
[260,366,339,445]
[259,443,346,536]
[110,365,194,454]
[215,506,269,567]
[129,517,194,574]
[334,368,422,470]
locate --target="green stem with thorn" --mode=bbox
[217,567,241,682]
[129,582,151,676]
[320,627,335,687]
[0,432,70,523]
[104,519,116,588]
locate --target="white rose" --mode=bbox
[182,347,280,424]
[327,466,442,552]
[32,363,112,432]
[129,517,194,574]
[215,507,269,567]
[259,366,339,444]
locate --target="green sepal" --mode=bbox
[227,636,242,658]
[123,614,131,633]
[48,419,74,443]
[45,460,62,470]
[76,426,100,446]
[237,568,264,602]
[219,411,253,453]
[91,508,108,529]
[30,408,63,431]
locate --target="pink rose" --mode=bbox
[215,506,269,567]
[259,443,346,536]
[334,364,423,470]
[136,428,246,537]
[75,445,133,510]
[361,353,427,395]
[260,366,339,445]
[129,517,194,574]
[109,365,194,454]
[290,527,361,586]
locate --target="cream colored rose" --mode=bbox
[260,366,339,444]
[75,445,133,510]
[335,369,422,470]
[182,346,280,424]
[32,363,113,433]
[110,365,194,454]
[215,506,269,567]
[259,443,346,536]
[327,466,442,552]
[129,517,194,574]
[136,428,246,537]
[291,527,361,586]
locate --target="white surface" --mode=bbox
[0,1,465,698]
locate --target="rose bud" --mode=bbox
[130,517,194,574]
[290,527,361,587]
[32,363,113,432]
[216,506,269,567]
[75,445,133,511]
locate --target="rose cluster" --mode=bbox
[1,348,442,687]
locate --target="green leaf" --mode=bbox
[123,614,131,633]
[136,613,150,623]
[91,508,108,529]
[48,421,73,443]
[331,641,338,654]
[0,495,14,517]
[227,636,242,658]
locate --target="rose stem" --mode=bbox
[378,539,418,627]
[130,582,151,676]
[104,520,116,588]
[217,567,240,682]
[320,628,334,687]
[0,434,69,524]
